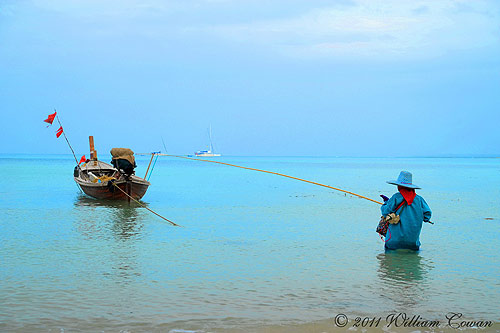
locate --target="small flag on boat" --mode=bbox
[56,126,63,138]
[79,155,86,164]
[44,111,57,125]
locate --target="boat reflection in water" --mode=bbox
[74,194,146,241]
[74,194,146,284]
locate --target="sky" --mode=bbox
[1,0,499,157]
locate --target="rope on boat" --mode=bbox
[159,154,383,205]
[111,183,181,227]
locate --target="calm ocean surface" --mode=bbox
[1,155,499,332]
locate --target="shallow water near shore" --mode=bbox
[1,155,499,332]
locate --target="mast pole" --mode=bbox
[55,111,79,165]
[209,125,213,152]
[89,136,97,160]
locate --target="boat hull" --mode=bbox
[194,153,221,157]
[75,178,149,200]
[75,159,150,201]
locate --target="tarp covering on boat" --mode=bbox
[110,148,135,165]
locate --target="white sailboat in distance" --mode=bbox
[195,125,221,157]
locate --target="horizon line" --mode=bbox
[1,153,499,159]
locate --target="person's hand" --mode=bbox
[380,195,389,202]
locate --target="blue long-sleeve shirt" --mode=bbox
[381,192,432,250]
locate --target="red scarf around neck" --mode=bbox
[398,186,416,205]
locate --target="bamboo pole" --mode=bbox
[111,183,180,226]
[160,154,384,205]
[55,113,79,165]
[144,153,155,180]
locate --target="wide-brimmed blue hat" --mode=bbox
[387,171,421,189]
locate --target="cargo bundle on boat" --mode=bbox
[74,136,150,200]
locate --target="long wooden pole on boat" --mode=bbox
[88,136,97,161]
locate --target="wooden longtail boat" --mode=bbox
[74,136,150,200]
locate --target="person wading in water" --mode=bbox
[380,171,432,251]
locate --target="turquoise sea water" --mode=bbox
[1,155,499,332]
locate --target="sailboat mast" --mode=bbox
[209,125,214,152]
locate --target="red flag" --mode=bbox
[79,155,86,164]
[44,111,57,125]
[56,126,63,138]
